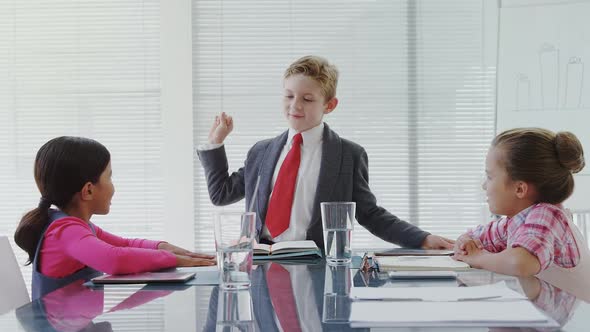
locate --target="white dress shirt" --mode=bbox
[261,122,323,242]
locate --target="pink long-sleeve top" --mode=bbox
[40,216,177,277]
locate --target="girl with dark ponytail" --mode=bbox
[15,137,215,300]
[452,128,590,289]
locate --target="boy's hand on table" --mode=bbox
[208,112,234,144]
[421,234,455,249]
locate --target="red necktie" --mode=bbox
[266,263,302,332]
[265,133,303,238]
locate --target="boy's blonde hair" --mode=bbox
[284,55,339,101]
[493,128,585,204]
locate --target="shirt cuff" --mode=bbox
[143,240,165,250]
[198,142,223,151]
[511,242,551,271]
[467,224,483,238]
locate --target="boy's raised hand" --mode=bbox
[208,112,234,144]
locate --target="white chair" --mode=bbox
[0,235,29,315]
[571,209,590,244]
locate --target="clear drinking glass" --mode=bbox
[320,202,355,265]
[214,212,256,289]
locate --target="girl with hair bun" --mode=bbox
[453,128,590,284]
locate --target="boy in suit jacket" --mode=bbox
[198,55,454,251]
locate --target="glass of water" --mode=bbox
[320,202,355,265]
[214,211,256,290]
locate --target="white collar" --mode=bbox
[287,122,324,147]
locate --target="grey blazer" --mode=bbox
[197,123,430,250]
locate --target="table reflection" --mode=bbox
[14,279,171,332]
[3,257,590,332]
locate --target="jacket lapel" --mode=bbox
[256,131,288,232]
[308,124,342,238]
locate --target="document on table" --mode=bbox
[375,255,471,271]
[350,281,526,302]
[349,300,558,328]
[349,281,557,328]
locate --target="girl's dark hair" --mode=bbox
[14,137,110,265]
[492,128,585,204]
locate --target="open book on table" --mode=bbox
[253,240,322,260]
[375,255,471,271]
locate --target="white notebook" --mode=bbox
[375,255,471,271]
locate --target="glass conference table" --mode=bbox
[1,256,589,332]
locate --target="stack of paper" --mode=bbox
[375,255,471,271]
[350,282,526,302]
[375,248,454,256]
[350,300,556,327]
[349,282,558,328]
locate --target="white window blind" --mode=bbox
[192,0,497,251]
[0,1,166,327]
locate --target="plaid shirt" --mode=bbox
[468,203,580,271]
